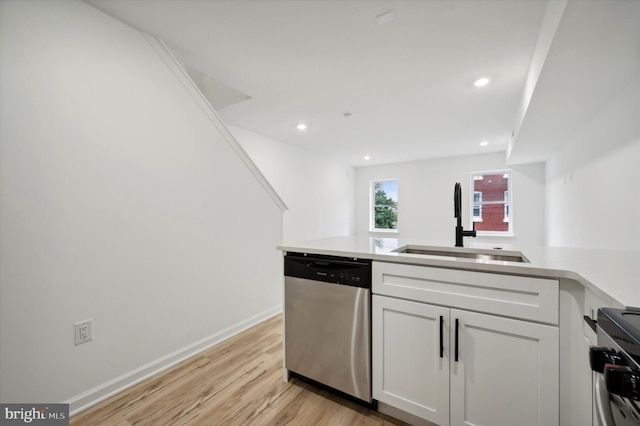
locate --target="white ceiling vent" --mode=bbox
[376,10,397,25]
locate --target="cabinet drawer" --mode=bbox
[373,262,558,324]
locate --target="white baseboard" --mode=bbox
[67,306,282,416]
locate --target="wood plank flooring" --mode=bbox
[70,315,407,426]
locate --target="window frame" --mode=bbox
[473,191,483,222]
[503,190,509,223]
[369,179,398,233]
[469,170,513,237]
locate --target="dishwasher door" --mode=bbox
[284,276,371,402]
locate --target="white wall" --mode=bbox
[0,0,283,410]
[546,74,640,251]
[355,152,546,246]
[228,125,354,243]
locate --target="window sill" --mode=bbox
[369,228,399,234]
[475,231,514,237]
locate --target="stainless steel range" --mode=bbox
[590,308,640,425]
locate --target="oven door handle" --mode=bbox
[594,373,616,426]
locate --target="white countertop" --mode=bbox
[277,236,640,310]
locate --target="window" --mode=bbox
[370,180,398,232]
[470,171,512,235]
[473,191,482,222]
[504,190,509,222]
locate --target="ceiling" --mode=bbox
[84,0,640,167]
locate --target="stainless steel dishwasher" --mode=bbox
[284,252,372,403]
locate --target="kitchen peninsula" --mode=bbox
[278,236,639,309]
[278,236,640,426]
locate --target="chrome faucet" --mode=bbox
[454,182,476,247]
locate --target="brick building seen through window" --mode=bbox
[472,172,510,233]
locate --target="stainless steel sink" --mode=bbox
[394,246,529,263]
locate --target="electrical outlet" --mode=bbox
[565,171,574,185]
[75,319,93,345]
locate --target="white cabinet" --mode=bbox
[581,319,598,426]
[373,262,559,324]
[580,289,610,426]
[449,308,558,426]
[372,262,560,426]
[372,295,450,425]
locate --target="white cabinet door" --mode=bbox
[373,295,450,425]
[449,309,559,426]
[583,289,608,426]
[582,322,597,426]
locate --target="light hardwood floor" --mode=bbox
[70,315,407,426]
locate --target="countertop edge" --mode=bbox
[277,240,634,310]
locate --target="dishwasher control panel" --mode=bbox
[284,252,372,288]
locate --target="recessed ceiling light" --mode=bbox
[364,155,371,160]
[480,140,489,146]
[296,123,307,131]
[473,77,490,88]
